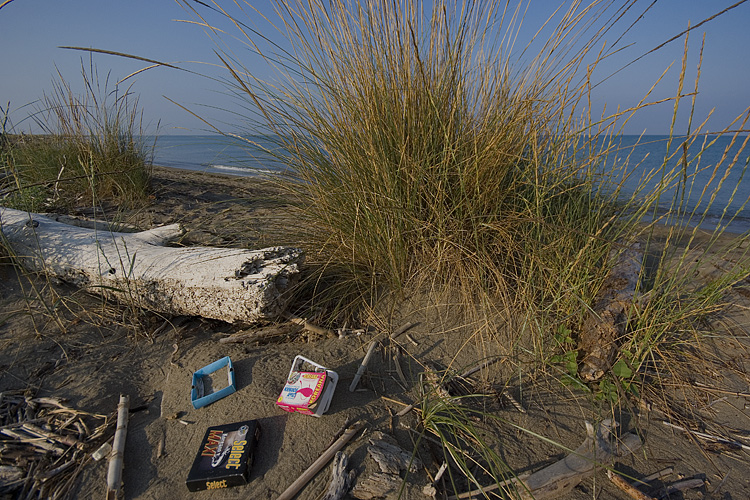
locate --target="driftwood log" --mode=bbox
[0,207,303,323]
[578,242,644,382]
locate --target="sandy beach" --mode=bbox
[2,165,750,499]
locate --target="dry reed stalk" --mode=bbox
[105,394,130,500]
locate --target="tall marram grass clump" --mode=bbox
[186,0,636,332]
[1,60,153,213]
[185,0,750,388]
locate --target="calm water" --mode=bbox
[152,134,750,233]
[152,135,283,177]
[599,135,750,233]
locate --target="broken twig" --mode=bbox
[607,469,656,500]
[656,478,705,499]
[663,421,750,452]
[390,322,418,340]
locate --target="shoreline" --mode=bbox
[151,162,750,236]
[152,162,279,179]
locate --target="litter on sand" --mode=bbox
[276,355,338,417]
[191,356,237,409]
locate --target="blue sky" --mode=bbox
[1,0,748,135]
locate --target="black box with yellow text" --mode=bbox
[186,420,260,492]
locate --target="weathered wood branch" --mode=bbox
[578,241,644,382]
[219,322,303,344]
[351,432,422,500]
[450,420,642,500]
[0,207,303,323]
[322,452,355,500]
[367,432,421,474]
[521,420,641,499]
[607,469,656,500]
[351,473,402,500]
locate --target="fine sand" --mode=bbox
[2,165,750,499]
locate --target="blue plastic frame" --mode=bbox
[191,356,236,409]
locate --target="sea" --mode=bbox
[151,134,750,233]
[151,135,284,177]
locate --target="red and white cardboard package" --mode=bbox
[276,356,338,416]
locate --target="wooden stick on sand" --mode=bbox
[106,395,130,500]
[277,422,363,500]
[349,341,378,392]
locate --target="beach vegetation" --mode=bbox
[184,0,746,346]
[185,0,628,326]
[181,0,750,395]
[177,0,750,483]
[0,62,156,339]
[0,60,153,213]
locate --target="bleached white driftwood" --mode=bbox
[0,207,303,323]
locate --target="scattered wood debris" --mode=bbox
[663,420,750,452]
[608,464,705,500]
[277,421,363,500]
[0,390,116,499]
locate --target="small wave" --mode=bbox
[209,164,278,176]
